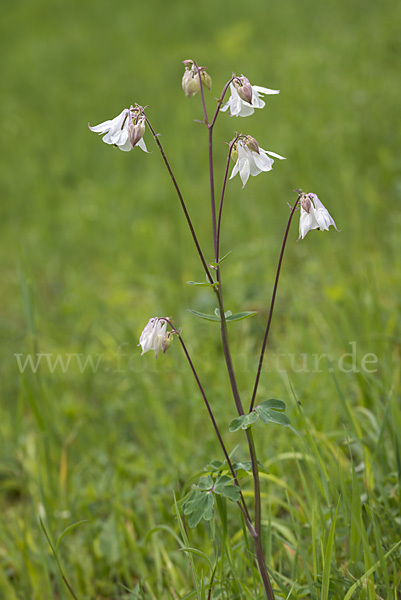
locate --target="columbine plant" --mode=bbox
[89,60,338,600]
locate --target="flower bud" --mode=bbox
[234,75,253,104]
[182,68,199,97]
[200,70,212,91]
[182,60,212,97]
[230,141,238,163]
[245,135,260,154]
[162,331,174,354]
[182,59,194,68]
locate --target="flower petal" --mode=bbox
[252,150,273,172]
[264,149,286,160]
[238,157,251,188]
[309,194,339,231]
[252,86,280,96]
[298,210,313,240]
[88,120,113,133]
[237,103,255,117]
[230,159,240,180]
[110,128,129,146]
[137,137,149,153]
[118,136,133,152]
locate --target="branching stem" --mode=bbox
[144,115,214,286]
[194,68,276,599]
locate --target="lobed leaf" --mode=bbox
[213,475,241,503]
[229,412,259,432]
[255,399,291,428]
[182,489,214,528]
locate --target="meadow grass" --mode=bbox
[1,0,401,597]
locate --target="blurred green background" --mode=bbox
[2,0,401,597]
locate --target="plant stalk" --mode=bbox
[166,321,252,525]
[145,115,214,286]
[249,196,301,412]
[196,68,276,598]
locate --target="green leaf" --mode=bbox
[259,398,286,411]
[225,311,257,322]
[182,489,215,528]
[188,309,220,322]
[214,308,234,319]
[207,460,224,471]
[231,459,267,472]
[178,547,214,572]
[231,460,253,472]
[229,412,259,432]
[321,500,340,600]
[189,308,257,323]
[56,520,89,552]
[209,250,232,268]
[255,399,291,428]
[213,475,241,503]
[186,280,218,288]
[198,475,213,490]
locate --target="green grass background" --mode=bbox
[1,0,401,597]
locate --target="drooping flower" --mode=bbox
[298,193,339,240]
[182,59,212,97]
[221,76,279,117]
[138,318,168,359]
[89,106,148,152]
[230,136,285,188]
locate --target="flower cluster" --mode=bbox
[89,62,339,359]
[89,105,148,152]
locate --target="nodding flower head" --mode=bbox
[298,193,339,240]
[89,104,148,152]
[233,75,253,104]
[128,110,146,148]
[221,76,280,117]
[230,135,285,188]
[182,60,212,97]
[138,317,178,358]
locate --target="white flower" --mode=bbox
[221,77,279,117]
[89,107,148,152]
[298,193,339,240]
[138,318,168,359]
[230,137,285,188]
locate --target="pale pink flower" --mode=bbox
[221,76,279,117]
[230,137,285,187]
[298,193,339,240]
[89,106,148,152]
